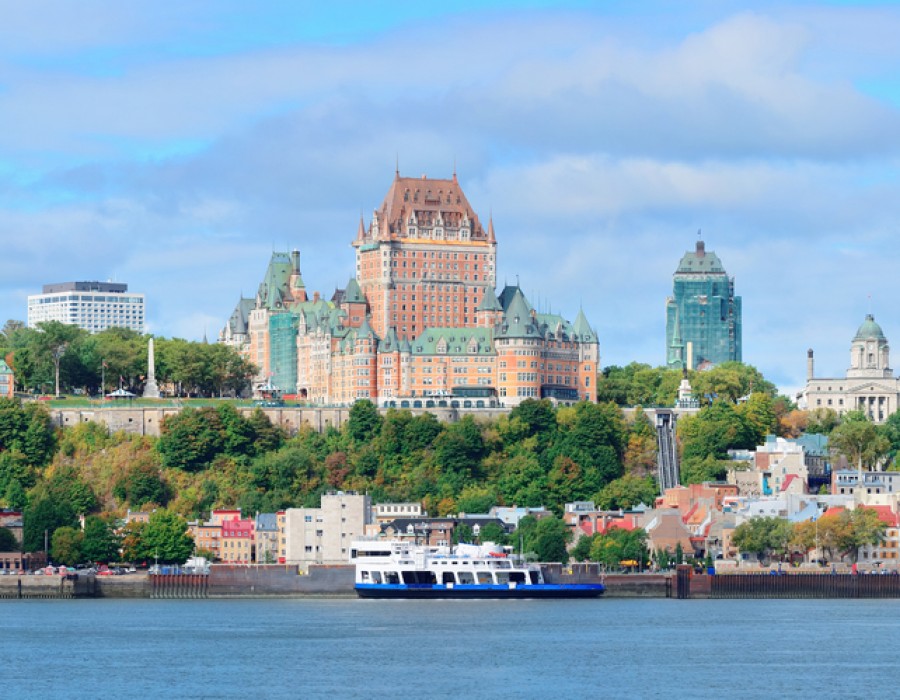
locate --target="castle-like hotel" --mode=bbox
[221,171,598,407]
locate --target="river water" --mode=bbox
[2,597,895,698]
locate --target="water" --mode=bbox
[2,598,896,698]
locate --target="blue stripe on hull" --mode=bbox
[355,583,604,599]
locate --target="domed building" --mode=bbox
[802,314,900,422]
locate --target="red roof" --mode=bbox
[861,505,900,527]
[781,474,799,492]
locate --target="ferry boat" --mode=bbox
[351,540,604,599]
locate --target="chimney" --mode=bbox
[807,349,814,381]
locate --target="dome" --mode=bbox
[854,314,886,342]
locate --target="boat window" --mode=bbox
[477,572,493,584]
[442,572,455,585]
[495,572,510,584]
[457,571,475,584]
[509,572,526,584]
[372,572,383,584]
[528,571,541,584]
[386,571,400,584]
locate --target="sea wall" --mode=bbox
[207,564,355,597]
[0,574,95,599]
[542,563,672,597]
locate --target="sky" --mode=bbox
[3,0,900,397]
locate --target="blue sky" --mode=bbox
[3,1,900,396]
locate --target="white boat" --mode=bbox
[350,540,604,599]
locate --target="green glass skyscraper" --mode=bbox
[666,240,741,370]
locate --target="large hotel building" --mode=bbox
[27,281,145,334]
[221,171,598,408]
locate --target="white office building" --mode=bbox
[27,281,145,334]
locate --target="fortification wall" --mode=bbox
[49,405,508,436]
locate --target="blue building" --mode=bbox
[666,240,742,370]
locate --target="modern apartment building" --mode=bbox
[27,281,145,334]
[282,492,371,567]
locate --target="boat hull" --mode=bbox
[355,583,604,599]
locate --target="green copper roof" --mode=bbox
[496,288,542,339]
[410,327,495,356]
[675,241,726,275]
[477,288,502,312]
[343,278,365,304]
[854,314,886,341]
[572,308,597,343]
[0,359,12,374]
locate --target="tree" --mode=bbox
[829,419,890,475]
[0,526,18,551]
[731,517,793,564]
[595,475,658,511]
[23,496,77,552]
[141,510,194,564]
[81,516,122,563]
[517,515,571,564]
[347,400,383,445]
[589,527,648,569]
[50,526,83,566]
[157,408,224,471]
[113,462,168,507]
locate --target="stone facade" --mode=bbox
[802,314,900,423]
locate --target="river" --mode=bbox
[2,597,894,698]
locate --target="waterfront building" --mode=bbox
[221,171,599,407]
[857,505,900,567]
[372,502,423,525]
[27,281,145,334]
[665,240,741,370]
[801,314,900,423]
[0,359,14,398]
[220,515,255,564]
[254,512,280,564]
[282,492,371,567]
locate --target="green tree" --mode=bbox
[588,527,648,569]
[113,462,168,507]
[731,516,793,564]
[141,510,194,564]
[157,408,224,471]
[829,419,890,474]
[517,515,571,564]
[595,475,658,511]
[23,496,77,552]
[347,400,383,445]
[81,516,122,563]
[0,526,18,551]
[50,526,83,566]
[478,521,507,546]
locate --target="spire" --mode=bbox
[488,210,496,242]
[573,308,597,343]
[357,213,366,241]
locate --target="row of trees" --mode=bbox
[597,361,778,407]
[48,510,194,566]
[0,321,255,397]
[732,510,886,565]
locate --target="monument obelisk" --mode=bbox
[143,337,160,398]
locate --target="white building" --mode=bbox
[27,281,145,334]
[802,314,900,423]
[283,491,371,567]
